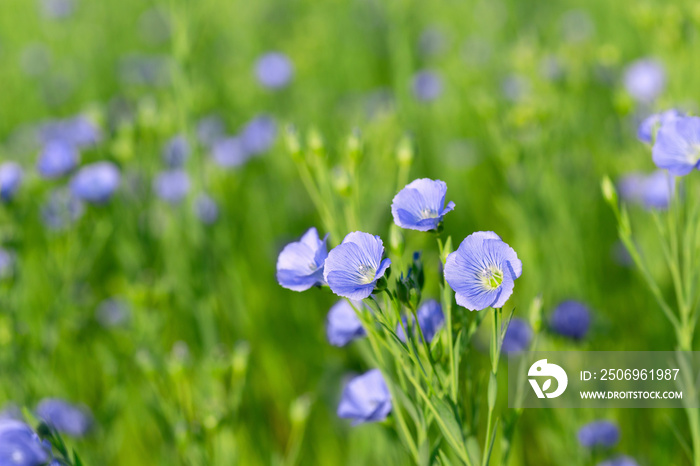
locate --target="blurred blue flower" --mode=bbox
[637,109,684,144]
[38,116,101,149]
[0,404,22,421]
[162,135,189,168]
[326,300,366,347]
[194,193,219,225]
[211,137,250,168]
[0,419,50,465]
[444,232,522,311]
[549,300,591,340]
[597,456,639,466]
[70,162,121,204]
[276,227,329,292]
[418,27,447,57]
[337,369,392,425]
[36,398,92,437]
[501,317,532,353]
[396,299,445,343]
[197,115,226,148]
[623,59,665,103]
[0,162,23,201]
[501,74,530,102]
[560,9,595,43]
[578,420,619,448]
[0,248,14,279]
[324,232,391,300]
[118,54,172,87]
[618,170,674,210]
[36,141,78,179]
[652,116,700,176]
[391,178,455,231]
[412,70,443,102]
[96,298,130,328]
[153,170,190,203]
[41,189,84,231]
[40,0,74,20]
[242,115,277,155]
[255,52,293,89]
[20,43,51,78]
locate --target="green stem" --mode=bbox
[482,308,502,466]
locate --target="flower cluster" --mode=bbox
[277,176,524,429]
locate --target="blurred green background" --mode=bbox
[1,0,699,464]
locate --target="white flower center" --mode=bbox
[419,207,439,219]
[358,264,376,284]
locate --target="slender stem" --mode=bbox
[349,300,421,463]
[482,308,502,466]
[438,237,458,402]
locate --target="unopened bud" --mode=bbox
[396,135,414,167]
[389,224,405,257]
[284,126,303,162]
[601,175,618,206]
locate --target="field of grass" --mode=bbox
[1,0,700,464]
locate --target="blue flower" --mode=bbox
[96,298,130,328]
[623,59,665,103]
[326,300,366,347]
[501,74,530,102]
[637,109,684,144]
[549,300,591,340]
[211,137,250,168]
[652,116,700,176]
[337,369,392,425]
[397,299,445,343]
[41,189,84,231]
[391,178,455,231]
[255,52,293,89]
[412,70,443,102]
[444,232,522,311]
[0,419,50,466]
[0,249,14,279]
[36,141,78,179]
[578,420,619,448]
[194,194,219,225]
[70,162,121,204]
[153,170,190,203]
[276,227,329,292]
[241,115,277,155]
[36,398,92,437]
[162,135,189,168]
[197,115,226,148]
[501,317,532,353]
[324,232,392,300]
[0,162,23,201]
[40,0,74,20]
[618,170,674,210]
[597,456,639,466]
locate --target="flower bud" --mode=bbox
[346,129,362,164]
[389,224,405,257]
[290,394,313,425]
[284,125,303,162]
[232,340,251,377]
[528,294,543,333]
[307,127,324,155]
[332,166,352,197]
[601,176,618,206]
